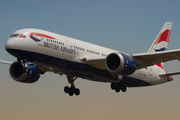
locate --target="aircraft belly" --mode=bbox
[121,76,151,87]
[6,49,118,82]
[6,48,152,87]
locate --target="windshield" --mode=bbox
[10,34,26,38]
[10,34,19,38]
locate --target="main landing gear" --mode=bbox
[111,82,127,93]
[64,86,80,96]
[64,74,80,96]
[63,74,127,96]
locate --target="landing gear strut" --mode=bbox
[111,82,127,93]
[64,74,80,96]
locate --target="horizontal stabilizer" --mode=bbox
[159,71,180,77]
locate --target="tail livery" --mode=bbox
[148,22,173,68]
[148,22,173,53]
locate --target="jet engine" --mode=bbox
[9,62,40,83]
[105,52,137,75]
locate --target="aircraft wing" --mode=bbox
[35,64,63,75]
[0,60,13,65]
[132,49,180,69]
[82,49,180,71]
[81,56,106,70]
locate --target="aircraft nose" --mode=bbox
[5,38,16,50]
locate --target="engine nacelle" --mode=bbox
[105,52,137,75]
[9,62,40,83]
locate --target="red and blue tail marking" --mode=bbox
[148,22,173,68]
[153,29,171,52]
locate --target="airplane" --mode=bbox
[1,22,180,96]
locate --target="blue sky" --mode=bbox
[1,0,180,120]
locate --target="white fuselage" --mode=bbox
[5,28,171,87]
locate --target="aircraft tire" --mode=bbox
[115,87,121,92]
[64,86,69,93]
[75,88,80,96]
[69,91,74,96]
[64,86,80,96]
[70,86,75,91]
[111,83,116,90]
[121,85,127,92]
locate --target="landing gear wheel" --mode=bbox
[115,87,121,93]
[70,86,75,91]
[68,86,75,96]
[111,82,127,93]
[64,85,80,96]
[111,83,116,90]
[75,88,80,96]
[121,85,127,92]
[69,91,74,96]
[64,86,69,93]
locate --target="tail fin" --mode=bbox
[148,22,173,68]
[148,22,173,53]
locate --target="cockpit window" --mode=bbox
[19,34,26,38]
[10,34,26,38]
[10,34,19,38]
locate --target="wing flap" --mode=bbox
[81,56,106,70]
[33,64,63,75]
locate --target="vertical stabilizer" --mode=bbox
[148,22,173,53]
[148,22,173,68]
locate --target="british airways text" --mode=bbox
[44,42,76,55]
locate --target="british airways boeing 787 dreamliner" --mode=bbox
[1,22,180,96]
